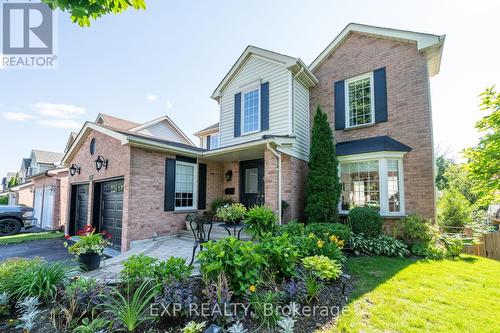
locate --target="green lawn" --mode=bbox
[327,255,500,333]
[0,231,64,245]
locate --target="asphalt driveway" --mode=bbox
[0,237,74,263]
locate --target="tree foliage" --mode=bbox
[437,188,472,228]
[464,86,500,206]
[42,0,146,27]
[305,106,341,223]
[8,174,18,188]
[435,153,453,191]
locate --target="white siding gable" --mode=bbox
[137,121,189,144]
[219,55,290,147]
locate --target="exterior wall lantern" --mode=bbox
[95,155,108,172]
[69,164,81,176]
[225,170,233,182]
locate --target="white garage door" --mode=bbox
[34,189,43,227]
[42,187,55,229]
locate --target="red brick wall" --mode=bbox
[310,32,436,221]
[67,129,131,250]
[264,148,308,223]
[17,186,33,207]
[222,161,240,203]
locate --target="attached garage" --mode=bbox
[98,179,123,250]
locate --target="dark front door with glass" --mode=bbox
[240,159,264,207]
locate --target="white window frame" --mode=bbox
[209,133,220,149]
[344,72,375,129]
[241,85,261,135]
[338,151,405,216]
[174,160,198,211]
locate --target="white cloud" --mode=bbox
[32,102,86,119]
[147,94,158,101]
[38,119,82,129]
[165,100,172,109]
[2,112,35,121]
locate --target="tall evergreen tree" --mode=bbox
[305,106,341,223]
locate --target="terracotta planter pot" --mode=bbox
[78,252,102,271]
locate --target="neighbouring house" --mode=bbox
[29,168,69,230]
[62,23,444,252]
[8,182,34,207]
[21,150,64,181]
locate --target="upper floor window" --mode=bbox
[346,73,374,128]
[242,88,260,134]
[175,161,197,210]
[209,134,220,149]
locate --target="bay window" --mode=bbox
[339,155,404,215]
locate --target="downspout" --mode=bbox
[266,143,282,225]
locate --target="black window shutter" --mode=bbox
[374,67,388,123]
[164,158,176,211]
[334,80,345,130]
[260,82,269,131]
[197,163,207,210]
[234,93,241,137]
[206,135,211,150]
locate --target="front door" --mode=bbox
[240,159,264,207]
[100,179,124,250]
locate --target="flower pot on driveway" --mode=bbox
[78,252,102,271]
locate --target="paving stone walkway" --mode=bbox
[84,235,199,282]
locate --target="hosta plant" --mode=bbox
[244,205,278,240]
[302,255,342,281]
[350,234,410,257]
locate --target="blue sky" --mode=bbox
[1,0,499,178]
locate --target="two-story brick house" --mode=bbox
[62,23,444,252]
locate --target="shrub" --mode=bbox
[278,220,306,237]
[244,205,278,240]
[297,232,345,263]
[349,234,410,257]
[197,237,266,295]
[348,206,383,237]
[442,235,464,258]
[302,255,342,281]
[216,203,247,225]
[399,214,437,245]
[210,197,234,215]
[306,106,341,223]
[306,223,352,242]
[438,188,472,229]
[121,254,192,288]
[259,233,299,279]
[411,242,447,260]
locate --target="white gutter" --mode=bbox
[266,143,282,225]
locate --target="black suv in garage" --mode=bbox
[0,205,37,236]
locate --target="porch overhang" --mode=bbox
[202,136,295,162]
